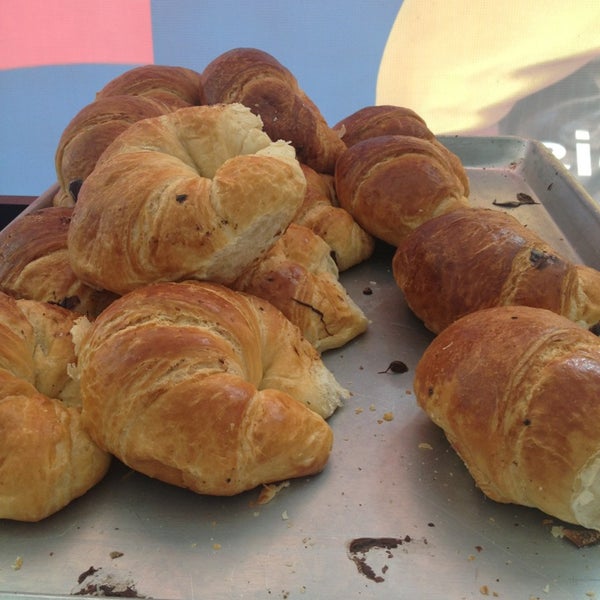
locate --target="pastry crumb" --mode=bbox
[257,480,290,505]
[550,525,564,538]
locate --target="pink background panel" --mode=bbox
[0,0,154,69]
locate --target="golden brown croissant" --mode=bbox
[333,105,469,194]
[76,281,348,496]
[334,134,470,247]
[0,206,117,318]
[68,103,306,295]
[414,305,600,530]
[0,293,110,521]
[334,105,433,147]
[55,94,169,205]
[200,48,346,174]
[393,207,600,333]
[292,164,374,272]
[95,64,203,109]
[234,224,368,351]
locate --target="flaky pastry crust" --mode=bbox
[77,281,348,496]
[414,305,600,530]
[68,103,306,295]
[335,134,470,247]
[393,207,600,333]
[0,293,110,521]
[0,207,117,318]
[201,47,346,174]
[234,223,368,351]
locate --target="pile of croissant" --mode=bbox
[2,47,600,533]
[0,48,469,522]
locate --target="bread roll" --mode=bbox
[334,134,470,246]
[68,103,306,295]
[77,281,348,496]
[95,64,203,109]
[234,224,368,351]
[0,206,117,318]
[294,164,374,271]
[0,293,110,521]
[393,207,600,333]
[201,47,346,174]
[55,94,169,205]
[414,305,600,530]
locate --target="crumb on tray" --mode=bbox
[257,480,290,505]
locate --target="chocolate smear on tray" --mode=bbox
[347,536,413,582]
[493,192,538,208]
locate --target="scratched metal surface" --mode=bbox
[1,137,600,600]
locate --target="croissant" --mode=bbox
[95,64,203,109]
[234,223,368,351]
[333,105,469,195]
[200,47,346,174]
[334,134,470,247]
[292,164,374,272]
[55,94,169,205]
[77,281,348,496]
[334,105,432,146]
[414,305,600,530]
[393,207,600,333]
[0,206,117,318]
[68,103,306,295]
[0,293,110,521]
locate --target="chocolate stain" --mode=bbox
[72,566,145,598]
[347,536,412,582]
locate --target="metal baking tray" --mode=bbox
[2,136,600,600]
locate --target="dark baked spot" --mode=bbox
[529,248,559,269]
[68,179,84,202]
